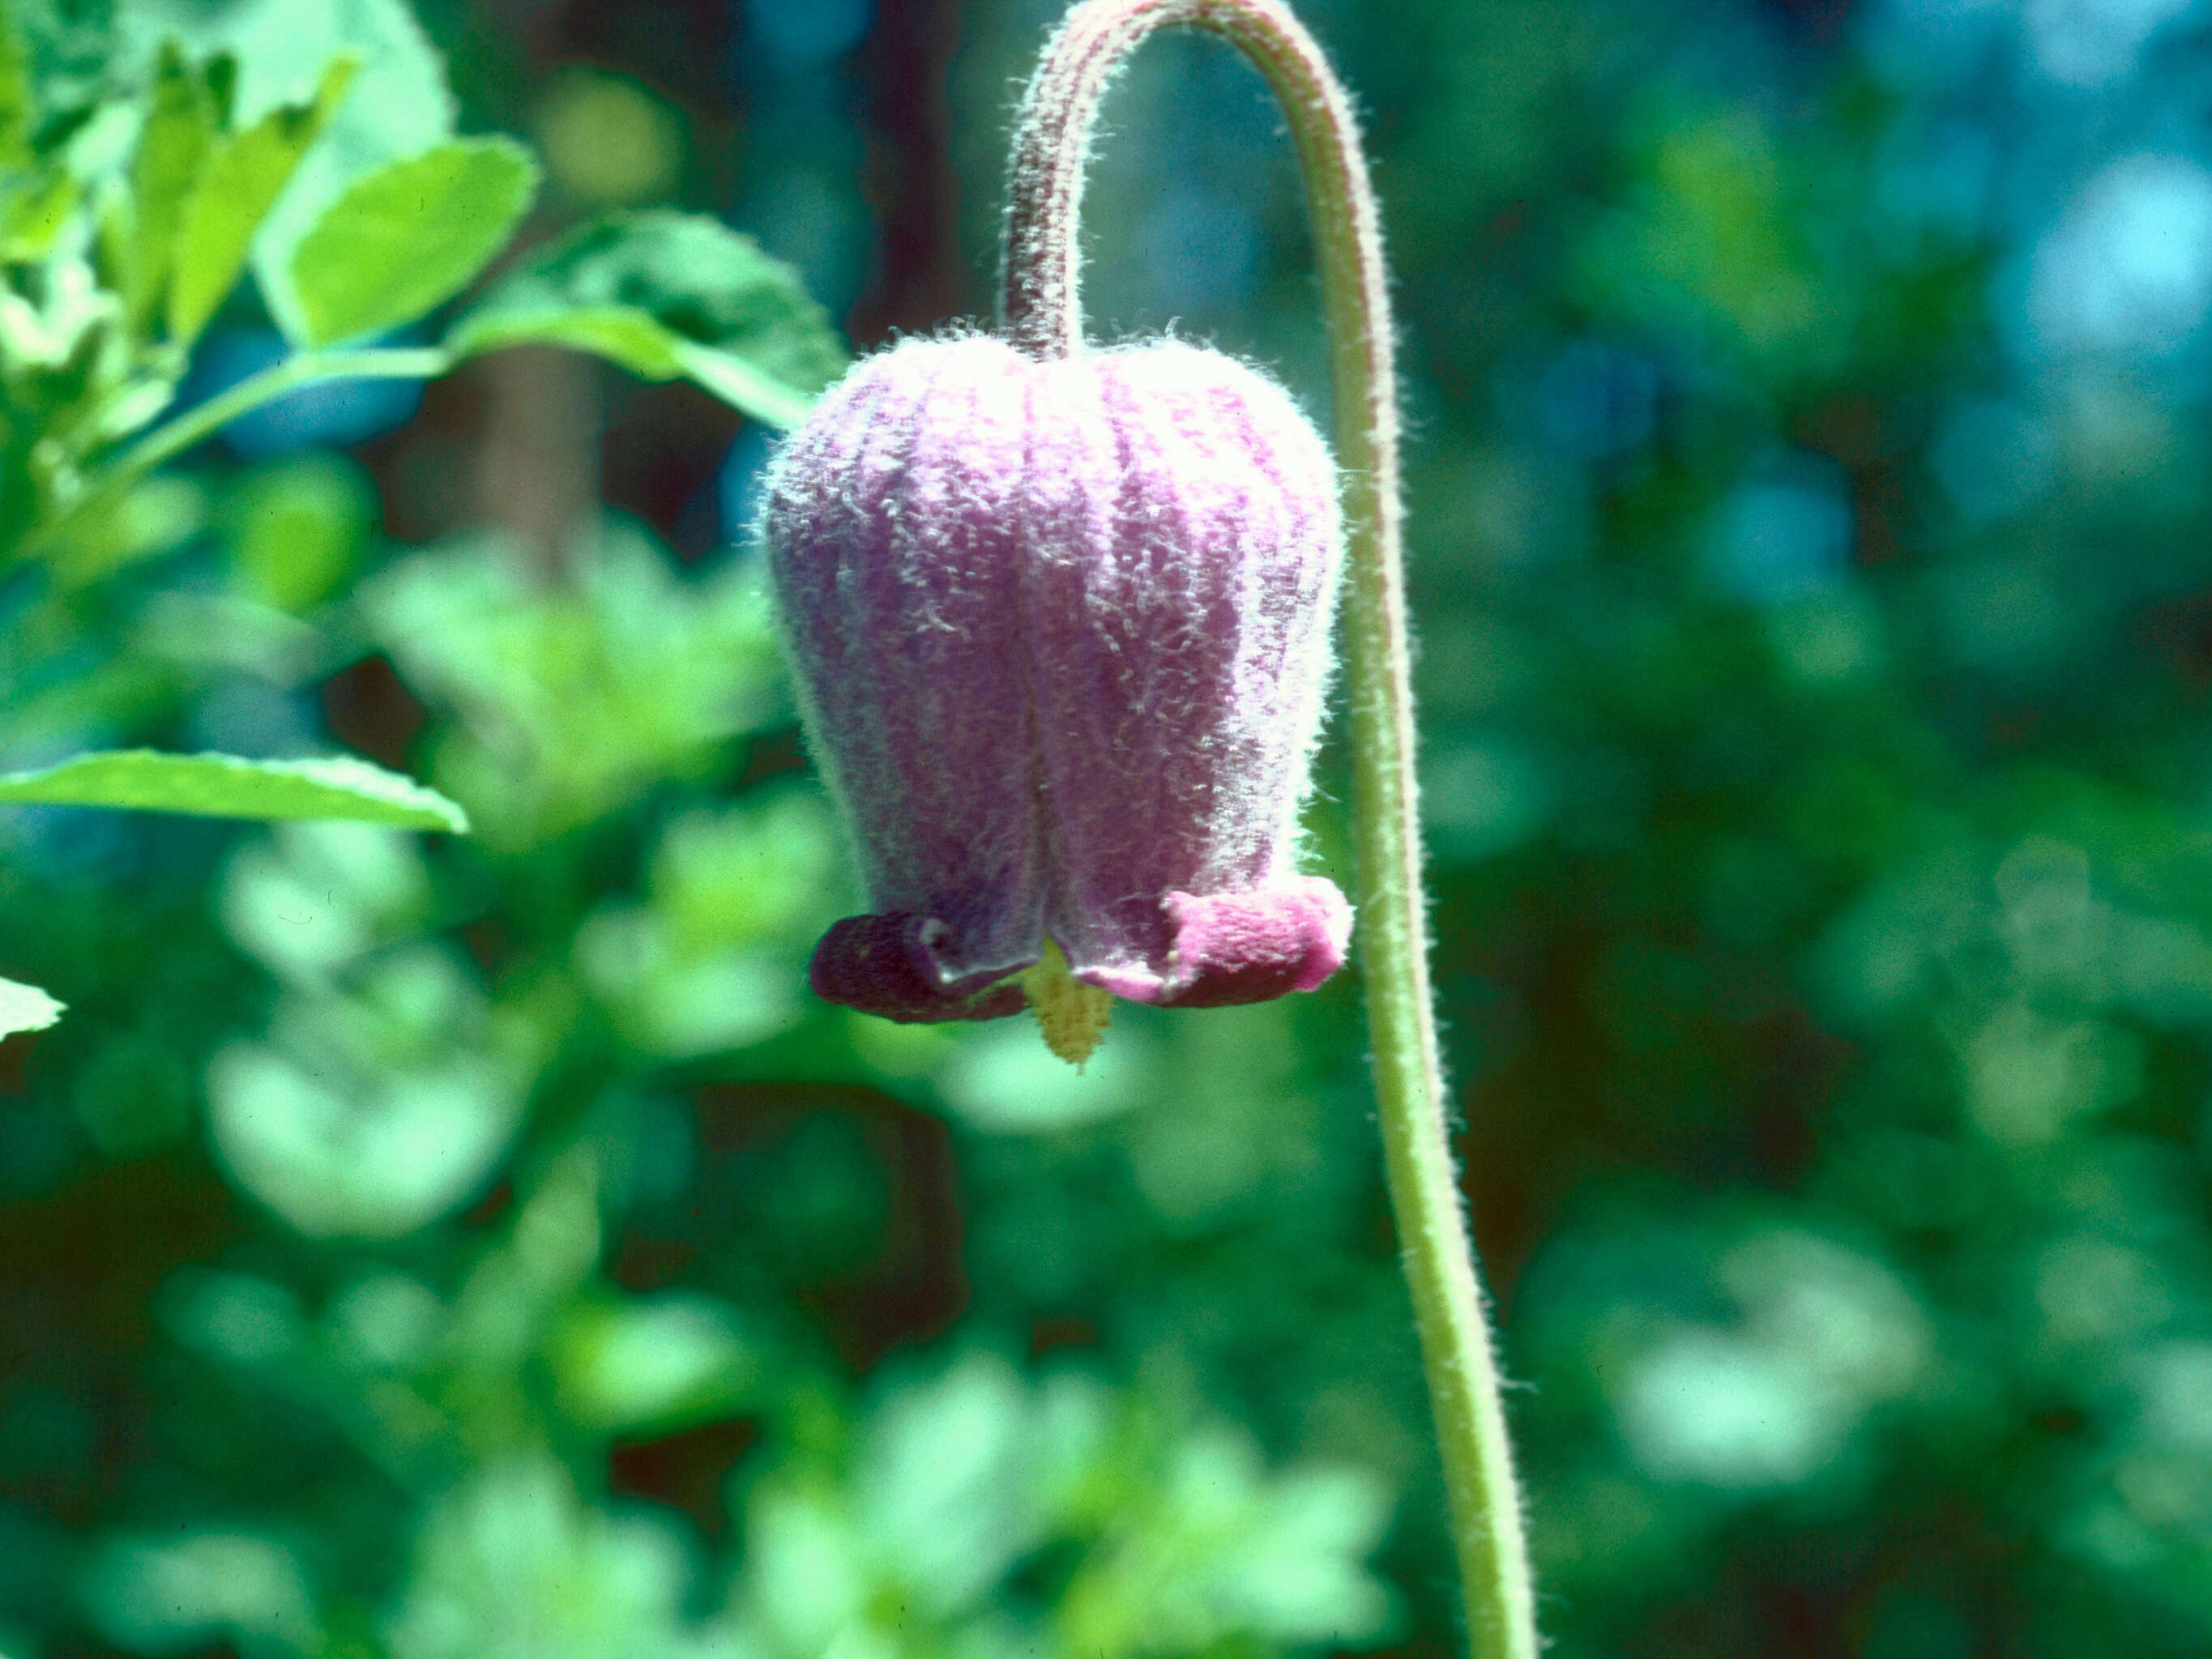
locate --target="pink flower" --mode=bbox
[762,332,1349,1024]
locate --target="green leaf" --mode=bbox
[48,474,205,589]
[0,166,74,258]
[6,1,110,150]
[228,453,371,612]
[0,7,32,172]
[0,976,62,1038]
[668,340,823,433]
[446,210,846,429]
[448,304,680,373]
[288,136,538,348]
[0,751,468,832]
[166,54,356,347]
[553,1296,762,1435]
[119,0,464,339]
[125,41,219,333]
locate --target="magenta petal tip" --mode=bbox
[1080,877,1352,1009]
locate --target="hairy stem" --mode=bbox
[1001,5,1539,1655]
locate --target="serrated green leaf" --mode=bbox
[166,54,355,347]
[446,210,846,429]
[0,976,62,1038]
[0,750,468,832]
[126,41,219,333]
[288,136,538,348]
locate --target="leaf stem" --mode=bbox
[18,346,451,569]
[110,346,451,484]
[1001,6,1539,1656]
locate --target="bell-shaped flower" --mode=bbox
[762,332,1349,1028]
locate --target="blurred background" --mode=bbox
[9,0,2212,1654]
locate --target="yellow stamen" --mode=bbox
[1019,940,1112,1066]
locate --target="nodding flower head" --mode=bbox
[762,331,1349,1050]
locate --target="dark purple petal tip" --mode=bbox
[808,913,1031,1024]
[1078,876,1352,1009]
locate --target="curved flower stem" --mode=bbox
[1001,5,1538,1656]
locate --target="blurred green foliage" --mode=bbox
[0,0,841,1026]
[11,0,2212,1655]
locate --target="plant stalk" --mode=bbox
[112,347,452,484]
[1001,5,1538,1656]
[19,348,451,569]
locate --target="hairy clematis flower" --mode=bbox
[762,331,1349,1044]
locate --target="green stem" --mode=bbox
[110,346,451,484]
[1001,6,1538,1656]
[24,348,451,565]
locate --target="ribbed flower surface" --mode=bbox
[762,332,1348,1022]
